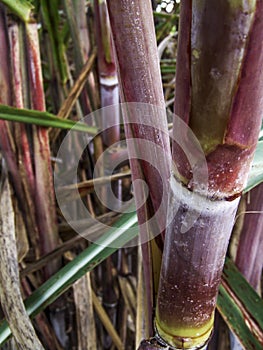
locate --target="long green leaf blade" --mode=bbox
[217,258,263,350]
[0,0,33,22]
[218,286,262,350]
[0,104,98,134]
[222,258,263,330]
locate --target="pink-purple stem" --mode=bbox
[26,22,60,277]
[235,182,263,291]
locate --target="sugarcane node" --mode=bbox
[154,315,213,350]
[138,336,168,349]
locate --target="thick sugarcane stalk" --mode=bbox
[155,1,263,349]
[155,179,239,349]
[106,0,171,218]
[106,0,172,333]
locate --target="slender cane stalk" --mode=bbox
[94,0,119,147]
[0,4,41,255]
[0,4,19,193]
[235,182,263,291]
[25,22,60,277]
[9,22,34,189]
[94,0,121,222]
[155,1,263,348]
[8,21,40,261]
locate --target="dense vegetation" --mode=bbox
[0,1,262,349]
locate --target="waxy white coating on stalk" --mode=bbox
[168,175,240,234]
[99,75,118,87]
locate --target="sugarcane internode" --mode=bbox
[154,176,240,349]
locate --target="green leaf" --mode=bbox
[218,258,263,350]
[160,65,176,74]
[40,0,68,84]
[0,0,33,22]
[0,208,138,345]
[259,124,263,141]
[244,141,263,193]
[0,104,98,134]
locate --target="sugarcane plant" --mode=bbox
[0,0,262,350]
[106,0,263,349]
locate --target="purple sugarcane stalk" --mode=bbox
[235,182,263,291]
[155,1,263,348]
[26,22,60,278]
[107,0,172,334]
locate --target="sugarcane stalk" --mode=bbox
[25,20,71,346]
[0,4,20,194]
[94,0,122,218]
[94,0,119,147]
[9,22,35,191]
[25,21,60,277]
[8,21,42,256]
[155,178,239,349]
[106,0,172,332]
[155,1,263,348]
[235,182,263,291]
[0,4,40,254]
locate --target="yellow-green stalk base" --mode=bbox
[155,313,213,349]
